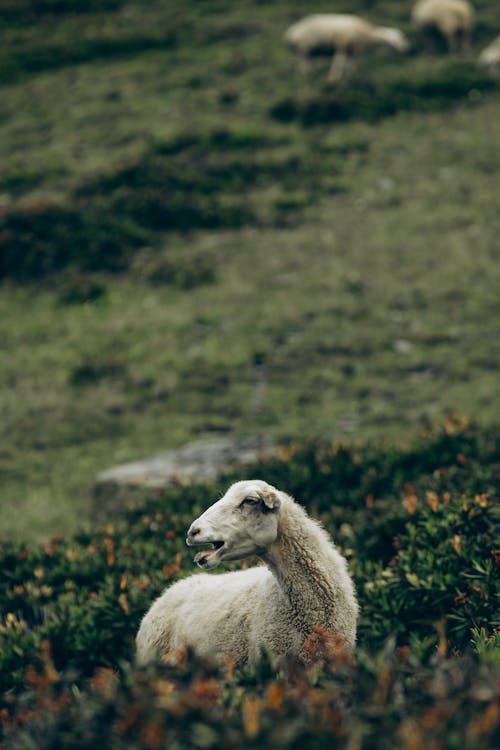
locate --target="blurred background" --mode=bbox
[0,0,498,541]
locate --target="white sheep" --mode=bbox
[478,35,500,74]
[412,0,474,53]
[136,480,358,666]
[284,14,410,83]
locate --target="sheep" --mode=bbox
[284,14,410,83]
[411,0,474,53]
[136,480,358,666]
[478,35,500,74]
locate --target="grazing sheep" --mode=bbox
[412,0,474,53]
[478,35,500,73]
[285,14,410,83]
[136,480,358,666]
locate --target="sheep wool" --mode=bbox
[479,35,500,73]
[412,0,475,53]
[285,13,409,82]
[136,480,359,665]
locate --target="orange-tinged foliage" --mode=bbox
[471,701,500,735]
[426,491,439,512]
[434,618,448,658]
[402,492,418,514]
[104,538,115,566]
[302,626,352,668]
[453,535,463,556]
[474,494,488,508]
[140,721,164,749]
[242,696,261,739]
[398,718,424,750]
[118,593,130,615]
[275,443,297,462]
[265,682,284,711]
[152,679,176,710]
[162,551,183,578]
[115,706,141,734]
[89,667,118,700]
[189,677,221,710]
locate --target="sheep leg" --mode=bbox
[326,51,350,84]
[444,31,455,53]
[460,30,472,54]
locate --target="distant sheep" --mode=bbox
[136,480,359,666]
[285,14,410,83]
[412,0,474,53]
[478,35,500,73]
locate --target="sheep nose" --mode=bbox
[186,525,201,546]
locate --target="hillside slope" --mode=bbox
[0,0,499,540]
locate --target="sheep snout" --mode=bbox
[186,525,202,545]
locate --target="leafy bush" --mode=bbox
[1,640,498,750]
[0,423,498,747]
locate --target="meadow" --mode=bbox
[0,0,499,746]
[0,0,499,540]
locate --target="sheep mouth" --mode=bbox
[192,541,225,567]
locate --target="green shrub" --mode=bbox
[0,424,498,747]
[1,627,498,750]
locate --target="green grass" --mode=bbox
[0,0,500,541]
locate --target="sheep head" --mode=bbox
[186,480,281,569]
[376,27,410,52]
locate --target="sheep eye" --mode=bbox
[241,496,259,507]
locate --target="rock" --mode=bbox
[94,435,275,499]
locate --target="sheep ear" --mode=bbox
[258,489,281,512]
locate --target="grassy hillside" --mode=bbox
[0,0,499,543]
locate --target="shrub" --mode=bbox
[1,640,499,750]
[0,423,498,747]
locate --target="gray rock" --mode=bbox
[95,435,275,493]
